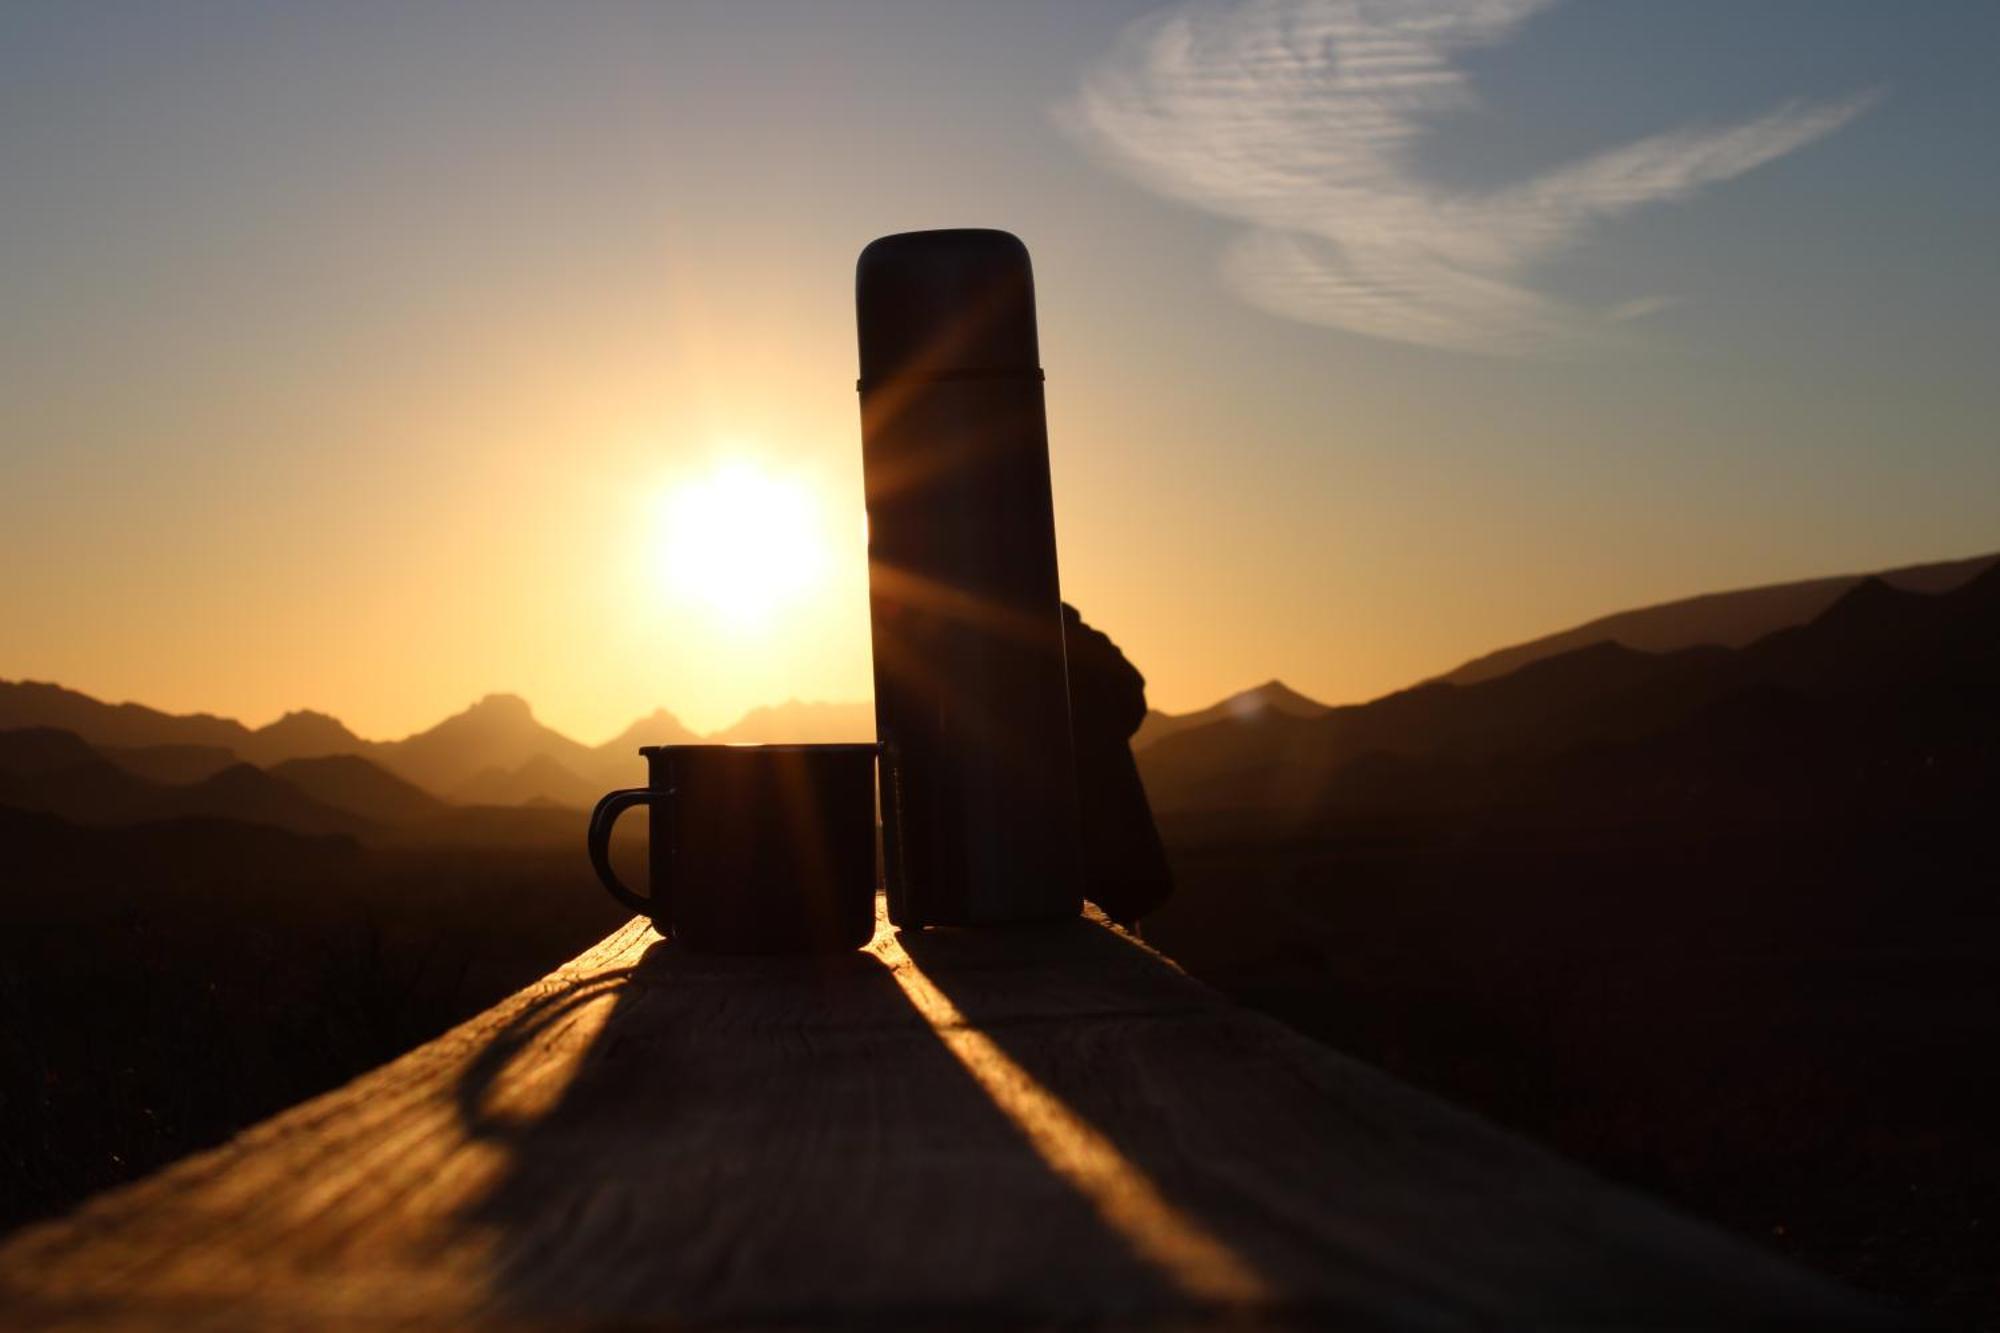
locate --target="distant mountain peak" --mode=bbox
[272,707,339,724]
[239,707,367,766]
[414,693,545,740]
[253,708,362,742]
[1134,679,1330,750]
[1206,679,1329,722]
[596,706,700,754]
[450,752,596,810]
[1822,574,1900,612]
[707,699,875,745]
[193,762,279,794]
[1241,680,1329,712]
[0,726,104,777]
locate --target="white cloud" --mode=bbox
[1061,0,1877,355]
[1606,295,1682,324]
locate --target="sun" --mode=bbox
[655,461,829,627]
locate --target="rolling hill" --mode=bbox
[100,743,239,785]
[1433,550,1996,686]
[0,681,252,753]
[268,754,452,827]
[1140,559,2000,820]
[451,754,599,811]
[0,728,372,838]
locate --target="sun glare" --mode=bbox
[656,461,828,627]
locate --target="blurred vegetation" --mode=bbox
[0,808,627,1232]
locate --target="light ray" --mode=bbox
[884,936,1271,1308]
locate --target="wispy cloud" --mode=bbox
[1061,0,1877,355]
[1606,295,1682,324]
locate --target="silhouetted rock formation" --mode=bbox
[1063,604,1173,924]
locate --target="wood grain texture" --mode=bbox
[0,901,1892,1329]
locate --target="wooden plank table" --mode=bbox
[0,902,1892,1329]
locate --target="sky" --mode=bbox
[3,0,1997,743]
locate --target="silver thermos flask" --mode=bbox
[856,229,1083,926]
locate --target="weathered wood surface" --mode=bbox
[0,901,1889,1329]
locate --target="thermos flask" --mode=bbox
[856,229,1082,926]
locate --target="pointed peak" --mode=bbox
[619,704,690,729]
[1227,680,1330,717]
[1813,576,1914,626]
[275,708,342,725]
[596,705,700,751]
[259,708,356,736]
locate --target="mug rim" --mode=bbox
[636,742,879,756]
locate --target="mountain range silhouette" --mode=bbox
[3,549,1993,828]
[0,685,875,816]
[1138,552,2000,818]
[1432,550,1996,686]
[0,729,371,838]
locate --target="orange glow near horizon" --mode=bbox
[4,5,1999,754]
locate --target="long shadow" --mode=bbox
[891,916,1878,1328]
[446,908,1867,1327]
[451,928,1173,1327]
[890,919,1362,1306]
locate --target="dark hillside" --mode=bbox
[0,681,252,752]
[1143,562,2000,1325]
[0,730,372,838]
[269,754,452,826]
[101,743,240,785]
[1436,550,1997,685]
[0,806,629,1234]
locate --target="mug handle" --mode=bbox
[588,788,661,917]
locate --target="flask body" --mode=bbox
[856,230,1081,926]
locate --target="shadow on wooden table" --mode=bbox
[448,927,1184,1327]
[439,909,1885,1329]
[890,917,1897,1328]
[0,902,1889,1328]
